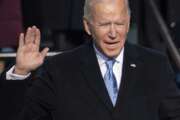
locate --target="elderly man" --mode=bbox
[4,0,180,119]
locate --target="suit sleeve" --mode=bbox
[18,63,56,120]
[159,58,180,120]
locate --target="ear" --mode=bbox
[83,17,92,35]
[126,16,131,33]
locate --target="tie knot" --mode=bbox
[106,59,115,69]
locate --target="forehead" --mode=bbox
[91,0,129,20]
[90,0,124,6]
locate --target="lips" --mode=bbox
[105,41,120,44]
[104,41,120,49]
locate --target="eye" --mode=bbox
[98,22,110,27]
[115,22,125,26]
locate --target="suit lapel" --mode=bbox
[79,42,143,115]
[79,42,114,112]
[114,43,142,117]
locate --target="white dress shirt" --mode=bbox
[94,45,124,89]
[6,65,31,80]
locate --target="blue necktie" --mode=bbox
[104,60,118,106]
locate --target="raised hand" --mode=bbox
[14,26,49,75]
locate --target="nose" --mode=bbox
[108,24,116,39]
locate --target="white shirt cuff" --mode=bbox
[6,65,31,80]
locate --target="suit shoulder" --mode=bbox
[129,43,167,60]
[44,43,87,66]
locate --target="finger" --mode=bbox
[31,26,37,43]
[40,47,49,59]
[34,27,41,51]
[18,33,24,49]
[25,27,34,44]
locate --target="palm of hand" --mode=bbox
[14,26,49,75]
[16,44,44,72]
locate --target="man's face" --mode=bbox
[84,0,130,58]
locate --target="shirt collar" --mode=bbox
[93,44,124,65]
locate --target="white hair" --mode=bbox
[83,0,131,20]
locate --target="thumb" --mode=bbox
[40,47,49,59]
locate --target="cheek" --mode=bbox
[117,28,128,37]
[93,29,107,41]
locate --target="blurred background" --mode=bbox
[0,0,180,119]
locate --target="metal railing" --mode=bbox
[147,0,180,70]
[0,52,61,58]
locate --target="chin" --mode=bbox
[104,51,120,58]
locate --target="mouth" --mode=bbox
[104,41,120,49]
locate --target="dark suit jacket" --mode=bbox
[0,64,27,120]
[19,42,180,120]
